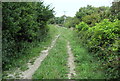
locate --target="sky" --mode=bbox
[42,0,113,17]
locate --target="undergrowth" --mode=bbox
[2,25,58,79]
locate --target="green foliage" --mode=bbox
[60,27,105,79]
[76,22,89,31]
[2,2,54,70]
[49,16,65,25]
[76,19,120,79]
[76,5,95,19]
[82,13,101,26]
[74,4,119,78]
[2,25,59,79]
[63,17,79,28]
[110,1,120,20]
[49,16,79,28]
[75,5,110,26]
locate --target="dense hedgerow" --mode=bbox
[2,2,54,70]
[76,19,120,78]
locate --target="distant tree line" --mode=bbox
[50,2,120,28]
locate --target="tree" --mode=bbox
[110,1,120,20]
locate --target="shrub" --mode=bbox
[76,19,120,78]
[2,2,54,70]
[76,22,89,31]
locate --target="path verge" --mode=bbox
[67,41,76,79]
[32,33,68,79]
[20,34,60,79]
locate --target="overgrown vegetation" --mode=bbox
[75,19,120,78]
[110,1,120,20]
[32,26,68,79]
[61,28,106,79]
[67,2,120,79]
[2,0,120,80]
[75,5,111,26]
[2,25,59,79]
[2,2,54,70]
[33,26,106,79]
[49,1,120,79]
[51,2,120,28]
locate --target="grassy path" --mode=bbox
[32,26,69,79]
[65,27,105,79]
[67,41,76,79]
[4,25,105,79]
[21,34,60,79]
[3,25,60,79]
[32,25,105,79]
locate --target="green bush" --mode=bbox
[63,17,79,28]
[76,22,89,31]
[76,19,120,78]
[82,13,101,26]
[2,2,54,70]
[75,5,111,26]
